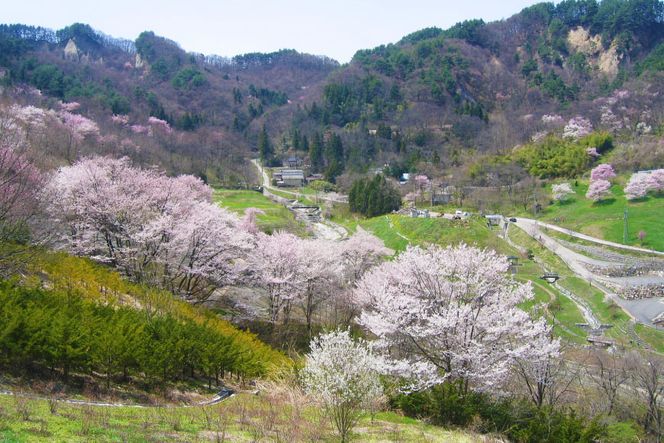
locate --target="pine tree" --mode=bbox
[258,126,274,166]
[309,132,324,173]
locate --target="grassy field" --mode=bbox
[536,181,664,251]
[354,214,516,254]
[0,390,486,442]
[213,189,306,235]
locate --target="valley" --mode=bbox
[1,0,664,441]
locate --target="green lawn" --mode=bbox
[536,180,664,251]
[213,189,306,235]
[355,214,516,254]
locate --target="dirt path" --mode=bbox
[0,388,234,408]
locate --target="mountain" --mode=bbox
[0,23,337,182]
[1,1,663,186]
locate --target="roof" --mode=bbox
[281,169,304,179]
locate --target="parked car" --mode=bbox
[509,217,517,222]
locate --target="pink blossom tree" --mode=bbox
[239,207,265,235]
[586,179,612,202]
[355,244,553,394]
[0,109,44,245]
[511,329,563,408]
[339,228,391,283]
[148,116,173,135]
[297,238,343,334]
[44,156,246,300]
[161,201,252,301]
[111,114,129,126]
[590,164,616,181]
[249,231,305,323]
[625,172,651,200]
[59,101,81,112]
[646,169,664,193]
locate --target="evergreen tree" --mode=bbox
[258,126,274,166]
[348,175,401,217]
[309,132,324,173]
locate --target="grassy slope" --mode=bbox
[357,214,514,253]
[213,188,306,235]
[0,393,484,442]
[536,181,664,251]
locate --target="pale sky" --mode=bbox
[4,0,544,63]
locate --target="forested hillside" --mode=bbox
[1,0,663,188]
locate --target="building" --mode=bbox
[278,169,305,187]
[285,156,303,168]
[306,173,324,184]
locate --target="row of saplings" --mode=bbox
[298,244,662,443]
[0,281,264,389]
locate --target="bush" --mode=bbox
[392,382,610,442]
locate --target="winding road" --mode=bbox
[251,159,348,240]
[511,218,664,326]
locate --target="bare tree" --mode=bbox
[586,349,630,416]
[629,351,664,440]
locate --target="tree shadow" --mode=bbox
[557,198,576,206]
[592,198,616,206]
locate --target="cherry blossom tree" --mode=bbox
[297,239,343,334]
[43,156,247,300]
[590,164,616,181]
[647,169,664,193]
[59,111,99,141]
[301,329,383,443]
[148,116,173,135]
[0,110,44,245]
[239,207,265,235]
[586,179,612,202]
[249,231,304,323]
[563,116,593,139]
[111,114,129,126]
[552,183,575,202]
[355,244,551,394]
[541,114,564,125]
[625,172,651,200]
[339,228,391,283]
[161,201,252,301]
[511,329,564,408]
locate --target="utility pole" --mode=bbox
[623,208,628,244]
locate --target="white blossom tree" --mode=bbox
[301,329,383,443]
[355,243,554,395]
[552,183,575,202]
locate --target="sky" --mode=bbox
[4,0,545,63]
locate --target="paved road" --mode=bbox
[518,217,664,256]
[512,219,664,326]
